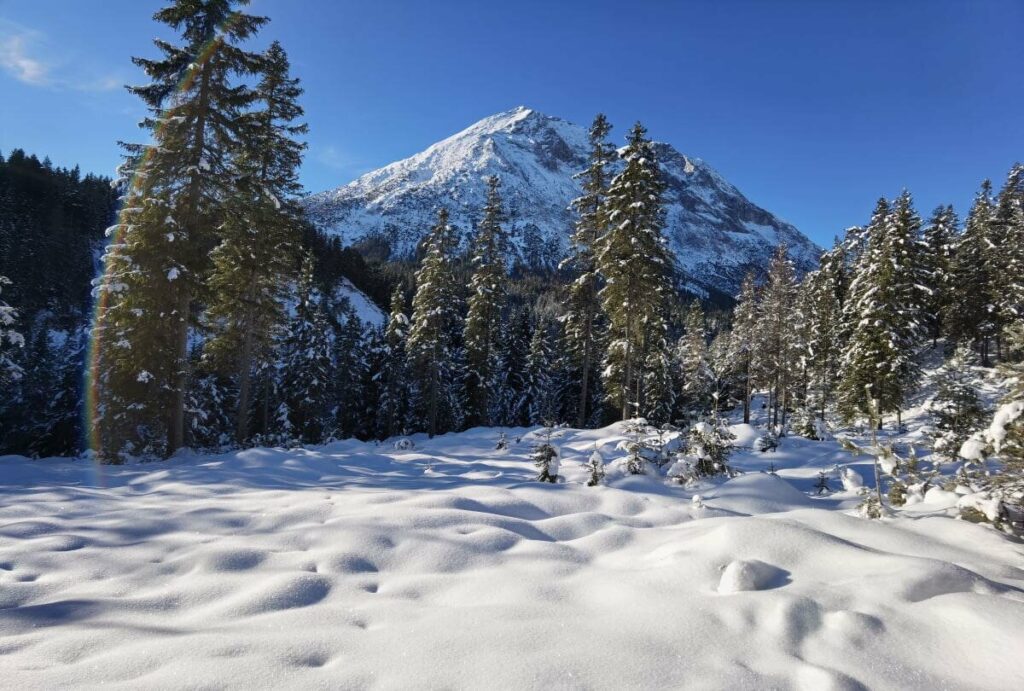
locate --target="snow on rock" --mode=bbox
[0,424,1022,689]
[304,106,820,295]
[718,559,788,593]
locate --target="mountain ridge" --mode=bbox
[304,106,821,295]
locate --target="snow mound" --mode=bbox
[718,559,788,593]
[705,472,814,514]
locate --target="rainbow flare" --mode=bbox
[83,13,246,466]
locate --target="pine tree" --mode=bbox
[95,0,267,458]
[677,300,713,416]
[757,245,799,431]
[203,40,305,444]
[920,205,958,344]
[839,194,927,426]
[463,176,509,426]
[802,242,846,421]
[990,165,1024,348]
[522,319,562,425]
[0,276,23,385]
[277,254,331,443]
[375,286,411,440]
[596,122,674,421]
[408,208,462,437]
[730,273,759,424]
[564,113,613,427]
[331,307,368,439]
[946,182,997,363]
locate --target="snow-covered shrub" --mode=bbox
[393,437,415,451]
[925,347,987,462]
[791,407,824,440]
[953,355,1024,533]
[495,432,510,451]
[857,486,883,519]
[586,449,606,487]
[840,466,864,492]
[620,418,653,475]
[754,432,778,453]
[669,418,735,483]
[813,469,831,494]
[532,423,564,483]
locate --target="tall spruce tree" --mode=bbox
[95,0,266,458]
[203,40,305,444]
[946,181,997,363]
[757,245,799,429]
[564,114,613,427]
[278,254,331,443]
[730,273,759,424]
[376,286,411,439]
[0,276,23,385]
[408,208,462,438]
[463,176,510,426]
[802,243,846,420]
[522,319,561,425]
[991,165,1024,347]
[596,122,674,421]
[920,205,958,344]
[839,193,927,426]
[677,300,713,415]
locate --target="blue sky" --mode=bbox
[1,0,1021,245]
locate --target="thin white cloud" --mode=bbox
[0,19,122,92]
[0,29,50,85]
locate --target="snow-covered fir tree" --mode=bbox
[374,286,411,440]
[463,176,510,426]
[677,299,713,416]
[925,346,987,463]
[729,273,759,424]
[521,319,563,425]
[94,0,267,459]
[0,275,23,385]
[277,254,332,444]
[756,245,799,430]
[596,122,675,422]
[564,113,613,427]
[203,40,306,445]
[801,242,846,421]
[331,307,368,439]
[408,208,463,438]
[990,164,1024,346]
[920,205,958,344]
[946,181,997,364]
[839,193,927,426]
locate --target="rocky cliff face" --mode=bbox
[304,106,819,296]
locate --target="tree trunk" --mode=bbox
[235,323,255,444]
[742,359,751,425]
[169,287,190,454]
[576,315,592,428]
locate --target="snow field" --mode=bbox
[1,424,1023,689]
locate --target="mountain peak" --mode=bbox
[304,109,820,296]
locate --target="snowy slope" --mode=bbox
[2,423,1023,689]
[335,277,385,327]
[305,107,821,294]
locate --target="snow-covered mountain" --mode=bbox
[305,106,821,296]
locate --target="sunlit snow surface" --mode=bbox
[1,418,1022,689]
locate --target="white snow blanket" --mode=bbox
[1,424,1022,689]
